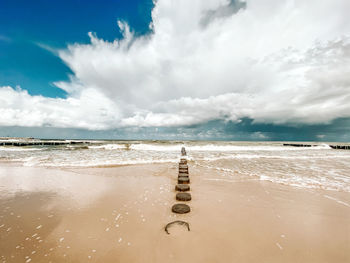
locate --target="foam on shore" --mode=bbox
[1,140,349,192]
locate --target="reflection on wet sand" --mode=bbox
[0,192,62,262]
[1,163,350,262]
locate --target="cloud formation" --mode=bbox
[1,0,350,129]
[0,86,121,129]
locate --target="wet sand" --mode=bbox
[1,162,350,262]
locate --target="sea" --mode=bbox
[1,139,350,192]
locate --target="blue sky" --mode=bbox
[0,0,153,97]
[0,0,349,141]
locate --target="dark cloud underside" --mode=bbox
[1,118,349,141]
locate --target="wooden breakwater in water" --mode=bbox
[0,140,89,146]
[283,143,317,147]
[283,143,350,150]
[329,145,350,150]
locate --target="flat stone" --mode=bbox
[172,204,191,214]
[179,164,188,169]
[175,184,190,191]
[178,171,189,176]
[178,177,190,184]
[176,193,192,201]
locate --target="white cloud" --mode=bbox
[1,0,350,129]
[0,86,121,130]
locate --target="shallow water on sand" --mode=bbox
[1,140,350,192]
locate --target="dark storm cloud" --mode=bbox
[1,118,349,141]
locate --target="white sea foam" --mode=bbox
[323,195,350,208]
[201,154,350,162]
[22,156,46,167]
[129,143,184,151]
[127,143,334,152]
[259,174,350,192]
[203,178,239,183]
[88,144,127,150]
[0,147,42,152]
[21,156,179,167]
[1,140,349,192]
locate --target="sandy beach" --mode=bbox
[1,161,349,263]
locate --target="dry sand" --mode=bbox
[0,162,349,262]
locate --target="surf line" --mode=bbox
[324,195,350,208]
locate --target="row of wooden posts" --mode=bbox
[171,147,191,214]
[283,143,350,150]
[164,147,191,234]
[0,141,87,146]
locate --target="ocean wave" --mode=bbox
[200,162,350,192]
[259,174,350,192]
[199,154,350,161]
[197,159,350,192]
[189,144,332,151]
[88,144,127,150]
[0,146,43,152]
[21,156,46,166]
[21,156,181,167]
[128,143,332,152]
[129,144,183,151]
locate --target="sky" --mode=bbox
[0,0,350,141]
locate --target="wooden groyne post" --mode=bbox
[0,140,89,147]
[283,143,350,150]
[329,145,350,150]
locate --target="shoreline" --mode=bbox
[0,163,349,262]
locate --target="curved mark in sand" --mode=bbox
[165,220,190,235]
